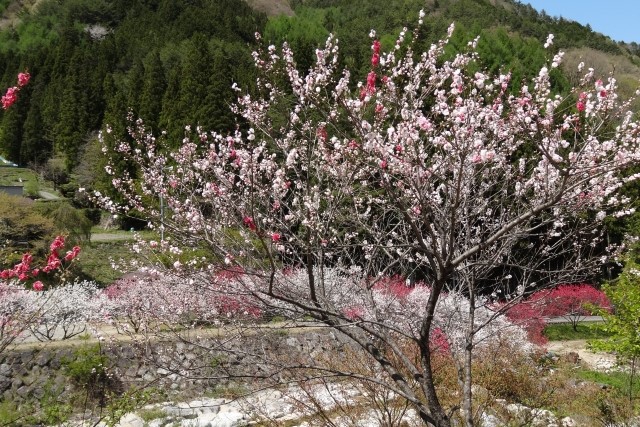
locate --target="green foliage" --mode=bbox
[137,406,167,422]
[62,343,110,388]
[39,381,73,425]
[591,257,640,360]
[77,239,140,285]
[102,388,161,427]
[35,201,92,244]
[0,400,23,426]
[22,177,39,198]
[0,192,55,267]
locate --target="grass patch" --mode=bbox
[0,167,61,197]
[0,166,38,186]
[78,241,140,286]
[576,368,640,395]
[137,407,167,422]
[543,322,612,341]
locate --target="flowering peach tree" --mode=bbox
[97,14,640,427]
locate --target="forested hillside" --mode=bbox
[0,0,638,197]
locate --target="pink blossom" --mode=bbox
[50,235,65,253]
[371,53,380,66]
[1,87,18,110]
[366,71,376,94]
[372,40,381,55]
[32,281,44,292]
[576,101,585,112]
[343,306,364,320]
[17,72,30,87]
[64,246,81,262]
[42,253,61,273]
[316,126,327,141]
[271,233,281,242]
[243,216,257,231]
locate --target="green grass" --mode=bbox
[0,166,38,186]
[137,407,167,422]
[576,368,640,395]
[77,241,140,286]
[0,167,61,197]
[543,322,613,341]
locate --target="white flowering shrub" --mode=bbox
[23,280,108,341]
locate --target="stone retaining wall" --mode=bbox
[0,328,354,406]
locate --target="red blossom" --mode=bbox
[64,246,81,262]
[366,71,376,94]
[271,233,281,242]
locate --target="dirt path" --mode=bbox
[546,339,616,370]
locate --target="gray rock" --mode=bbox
[35,352,50,367]
[0,363,11,376]
[116,413,145,427]
[16,385,30,397]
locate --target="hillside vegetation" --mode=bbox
[0,0,638,231]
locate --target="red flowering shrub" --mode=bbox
[507,284,611,338]
[505,301,547,345]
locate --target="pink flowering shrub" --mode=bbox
[505,301,548,345]
[104,271,261,333]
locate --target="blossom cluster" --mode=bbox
[0,235,80,290]
[23,280,108,341]
[235,267,535,358]
[103,270,261,333]
[1,71,30,110]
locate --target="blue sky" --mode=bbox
[524,1,640,44]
